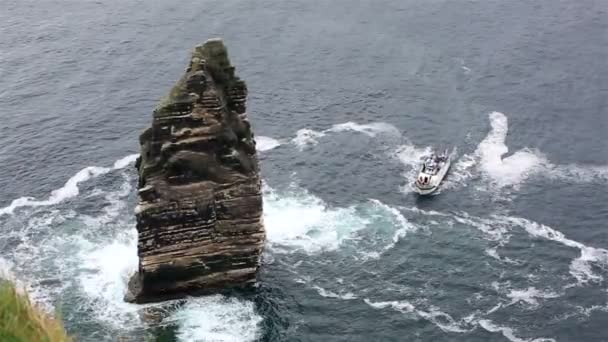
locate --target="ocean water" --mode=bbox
[1,0,607,341]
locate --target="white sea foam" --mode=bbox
[485,247,500,260]
[256,136,282,152]
[496,215,608,285]
[78,228,141,327]
[312,285,357,300]
[263,184,370,253]
[476,112,547,188]
[165,295,263,342]
[74,203,263,338]
[364,299,416,312]
[364,298,470,333]
[417,306,471,333]
[485,303,504,315]
[0,167,110,216]
[328,121,401,138]
[576,303,608,317]
[0,257,14,279]
[113,153,139,169]
[0,185,136,320]
[478,319,556,342]
[450,210,608,285]
[80,174,133,228]
[403,203,608,287]
[443,152,477,189]
[506,287,560,308]
[291,121,400,151]
[485,247,519,264]
[0,155,264,339]
[0,154,139,216]
[453,213,510,243]
[105,175,134,222]
[368,199,415,255]
[393,111,607,194]
[74,214,264,339]
[549,163,608,183]
[473,111,608,188]
[291,128,326,150]
[400,205,452,218]
[394,143,431,167]
[263,183,411,256]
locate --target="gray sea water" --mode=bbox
[1,0,607,341]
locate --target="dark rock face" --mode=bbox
[125,39,265,303]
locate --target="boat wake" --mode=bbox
[394,111,608,194]
[462,112,608,189]
[252,113,607,198]
[1,113,606,341]
[279,200,608,341]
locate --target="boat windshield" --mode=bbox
[422,155,443,175]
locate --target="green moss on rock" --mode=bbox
[155,38,238,117]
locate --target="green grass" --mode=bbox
[0,281,72,342]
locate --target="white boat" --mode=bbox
[414,149,451,195]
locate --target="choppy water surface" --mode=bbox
[1,0,607,341]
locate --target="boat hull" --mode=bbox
[414,159,451,195]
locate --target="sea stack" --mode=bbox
[125,39,265,303]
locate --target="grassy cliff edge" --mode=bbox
[0,281,72,342]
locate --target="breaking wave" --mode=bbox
[75,218,263,341]
[0,154,263,342]
[329,121,401,137]
[78,228,141,328]
[291,121,400,150]
[256,136,282,152]
[0,154,139,216]
[263,183,411,255]
[164,295,263,342]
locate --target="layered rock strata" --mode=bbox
[125,39,265,303]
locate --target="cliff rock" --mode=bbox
[125,39,265,303]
